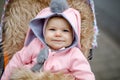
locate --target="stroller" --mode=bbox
[0,0,98,78]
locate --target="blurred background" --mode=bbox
[0,0,120,80]
[91,0,120,80]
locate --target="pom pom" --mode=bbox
[50,0,69,13]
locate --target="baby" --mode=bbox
[1,0,95,80]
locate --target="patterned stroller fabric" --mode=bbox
[0,0,98,77]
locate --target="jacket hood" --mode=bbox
[24,7,81,49]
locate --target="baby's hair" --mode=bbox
[50,0,69,13]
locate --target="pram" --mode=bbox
[0,0,98,78]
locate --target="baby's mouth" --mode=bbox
[52,39,64,43]
[53,39,64,41]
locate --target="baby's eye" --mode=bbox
[49,29,55,31]
[63,29,69,32]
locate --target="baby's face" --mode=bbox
[44,17,73,50]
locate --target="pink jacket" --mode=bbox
[1,7,95,80]
[1,38,95,80]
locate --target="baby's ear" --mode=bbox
[50,0,69,13]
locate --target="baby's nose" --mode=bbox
[55,31,62,37]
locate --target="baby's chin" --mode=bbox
[50,47,65,51]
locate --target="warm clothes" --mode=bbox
[1,38,95,80]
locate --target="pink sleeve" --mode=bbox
[69,48,95,80]
[1,47,26,80]
[1,38,42,80]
